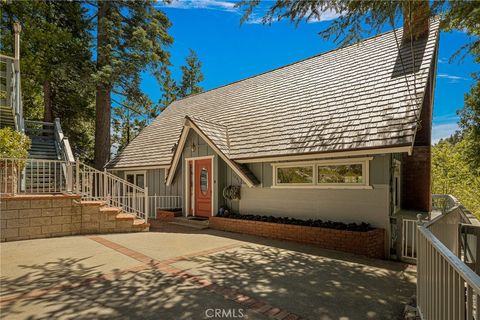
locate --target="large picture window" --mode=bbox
[317,164,363,184]
[276,166,313,185]
[272,158,371,189]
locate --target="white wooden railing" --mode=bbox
[417,222,480,320]
[416,197,480,320]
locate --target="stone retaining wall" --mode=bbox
[1,195,148,242]
[209,217,385,259]
[1,195,81,242]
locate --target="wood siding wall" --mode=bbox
[113,129,394,237]
[238,155,391,232]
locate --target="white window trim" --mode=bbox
[125,170,147,190]
[271,157,373,189]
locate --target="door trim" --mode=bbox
[184,155,215,217]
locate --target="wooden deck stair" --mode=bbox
[79,200,149,233]
[0,105,15,129]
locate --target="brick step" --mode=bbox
[168,217,209,230]
[78,200,149,233]
[115,213,135,221]
[80,200,106,206]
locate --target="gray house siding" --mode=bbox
[237,155,391,231]
[113,130,394,245]
[113,168,182,198]
[180,130,225,215]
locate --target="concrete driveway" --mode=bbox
[0,225,416,320]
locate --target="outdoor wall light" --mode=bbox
[191,142,196,152]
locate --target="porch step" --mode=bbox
[80,200,106,206]
[168,217,209,230]
[79,201,149,233]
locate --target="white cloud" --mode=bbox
[244,8,340,25]
[159,1,340,24]
[438,57,448,64]
[432,122,459,143]
[437,73,468,84]
[158,0,236,12]
[306,10,341,23]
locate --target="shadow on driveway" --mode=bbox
[0,226,415,320]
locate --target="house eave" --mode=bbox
[234,145,413,164]
[166,116,258,188]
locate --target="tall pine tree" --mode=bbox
[0,1,95,161]
[178,49,204,98]
[89,1,173,169]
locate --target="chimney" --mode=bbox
[402,1,430,43]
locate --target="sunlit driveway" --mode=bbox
[0,225,416,320]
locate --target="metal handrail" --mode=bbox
[147,195,183,218]
[76,162,149,221]
[54,118,75,163]
[432,194,460,214]
[0,158,149,222]
[25,120,54,126]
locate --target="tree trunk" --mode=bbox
[94,1,111,170]
[43,80,53,123]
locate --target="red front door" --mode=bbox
[195,158,212,217]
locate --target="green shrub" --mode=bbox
[0,127,31,158]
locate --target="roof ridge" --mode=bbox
[188,115,228,129]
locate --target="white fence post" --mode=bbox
[144,186,149,223]
[75,159,80,195]
[103,169,107,202]
[66,162,73,192]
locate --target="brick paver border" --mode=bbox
[1,235,302,320]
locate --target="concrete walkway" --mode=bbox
[0,225,416,320]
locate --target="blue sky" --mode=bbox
[141,0,479,143]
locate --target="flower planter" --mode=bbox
[156,209,182,221]
[209,216,385,259]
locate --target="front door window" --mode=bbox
[200,168,208,195]
[194,158,212,217]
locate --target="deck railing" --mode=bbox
[416,197,480,319]
[402,218,418,260]
[0,54,23,132]
[0,158,70,194]
[75,162,149,221]
[0,158,149,222]
[54,118,75,163]
[417,222,480,320]
[147,195,182,218]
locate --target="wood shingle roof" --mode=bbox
[108,20,439,169]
